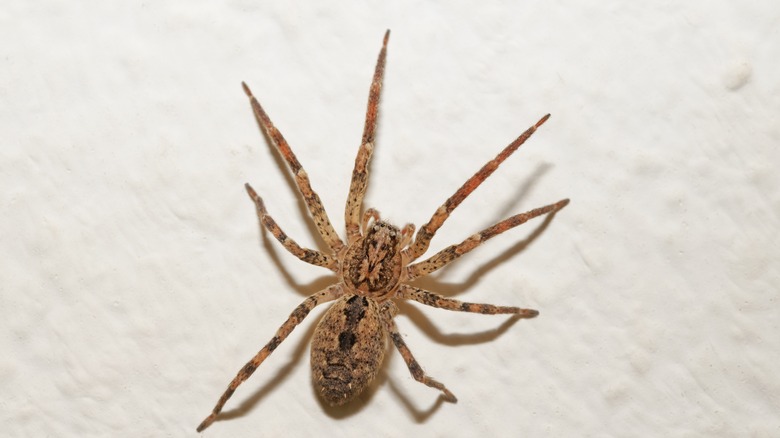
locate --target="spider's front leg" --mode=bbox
[242,82,344,253]
[404,114,552,262]
[345,30,390,243]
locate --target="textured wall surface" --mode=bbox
[3,1,778,437]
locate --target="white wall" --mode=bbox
[3,1,778,436]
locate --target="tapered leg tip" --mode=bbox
[196,414,216,432]
[241,81,252,97]
[443,390,458,403]
[536,113,551,127]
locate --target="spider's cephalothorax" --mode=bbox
[342,213,414,300]
[197,30,569,432]
[343,220,402,298]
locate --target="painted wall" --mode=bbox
[3,1,778,436]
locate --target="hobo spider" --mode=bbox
[197,30,568,432]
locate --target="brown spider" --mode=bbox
[197,30,569,432]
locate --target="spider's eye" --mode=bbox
[389,231,396,237]
[372,225,379,232]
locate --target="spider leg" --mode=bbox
[404,114,551,261]
[242,82,345,253]
[245,183,336,271]
[406,198,568,280]
[197,284,343,432]
[345,30,390,244]
[381,305,458,403]
[398,284,538,317]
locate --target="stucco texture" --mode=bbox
[3,1,778,437]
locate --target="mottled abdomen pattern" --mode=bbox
[310,294,386,405]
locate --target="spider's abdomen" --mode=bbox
[311,294,386,406]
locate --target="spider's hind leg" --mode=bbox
[398,285,539,317]
[197,284,343,432]
[381,304,457,403]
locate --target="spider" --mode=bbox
[197,30,569,432]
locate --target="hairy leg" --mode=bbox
[245,184,335,270]
[242,82,344,252]
[405,114,551,261]
[381,305,457,402]
[399,285,538,317]
[197,284,343,432]
[406,198,568,280]
[345,30,390,243]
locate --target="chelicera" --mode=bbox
[197,30,568,432]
